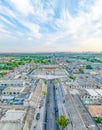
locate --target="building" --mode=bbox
[66,81,81,89]
[0,109,26,130]
[0,80,24,87]
[87,105,102,117]
[0,80,25,93]
[85,89,102,99]
[2,87,24,95]
[1,96,14,101]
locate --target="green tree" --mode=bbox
[66,60,70,63]
[79,66,84,73]
[86,65,93,69]
[42,91,47,96]
[0,72,7,77]
[44,80,48,85]
[69,75,76,80]
[62,65,65,69]
[54,79,58,84]
[95,117,102,124]
[56,115,70,130]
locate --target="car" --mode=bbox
[47,100,49,104]
[55,107,58,112]
[36,113,40,120]
[63,100,65,103]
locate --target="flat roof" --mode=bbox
[0,110,26,130]
[1,110,25,121]
[2,87,23,93]
[1,96,14,100]
[0,122,22,130]
[0,80,23,84]
[87,105,102,117]
[95,89,102,96]
[85,89,99,97]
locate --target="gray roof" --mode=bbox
[0,110,25,130]
[1,96,14,100]
[1,110,25,121]
[0,122,22,130]
[0,80,24,84]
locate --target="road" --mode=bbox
[27,68,35,76]
[30,94,46,130]
[55,82,73,130]
[44,80,60,130]
[64,87,87,130]
[73,95,100,130]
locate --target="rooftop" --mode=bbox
[0,110,26,130]
[85,89,102,97]
[0,80,24,84]
[87,105,102,117]
[0,122,22,130]
[2,87,23,93]
[1,109,25,121]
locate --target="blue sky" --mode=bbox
[0,0,102,52]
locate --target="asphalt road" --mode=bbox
[44,80,60,130]
[55,82,73,130]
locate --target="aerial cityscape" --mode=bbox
[0,53,102,130]
[0,0,102,130]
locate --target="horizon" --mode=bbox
[0,51,102,54]
[0,0,102,52]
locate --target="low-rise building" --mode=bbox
[85,89,102,99]
[0,109,26,130]
[2,87,24,95]
[0,80,25,87]
[86,105,102,117]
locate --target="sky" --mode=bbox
[0,0,102,52]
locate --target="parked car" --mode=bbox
[55,107,58,112]
[36,113,40,120]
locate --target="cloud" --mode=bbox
[9,0,34,16]
[0,0,102,52]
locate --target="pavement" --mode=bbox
[72,95,100,130]
[31,95,46,130]
[65,87,87,130]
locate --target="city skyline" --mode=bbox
[0,0,102,52]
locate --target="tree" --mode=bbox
[86,65,93,69]
[42,91,47,96]
[0,72,7,77]
[95,117,102,124]
[62,65,65,69]
[66,60,70,63]
[44,80,48,85]
[69,75,76,80]
[54,79,58,84]
[79,66,84,73]
[56,115,70,130]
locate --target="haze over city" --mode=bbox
[0,0,102,52]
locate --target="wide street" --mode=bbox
[44,80,60,130]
